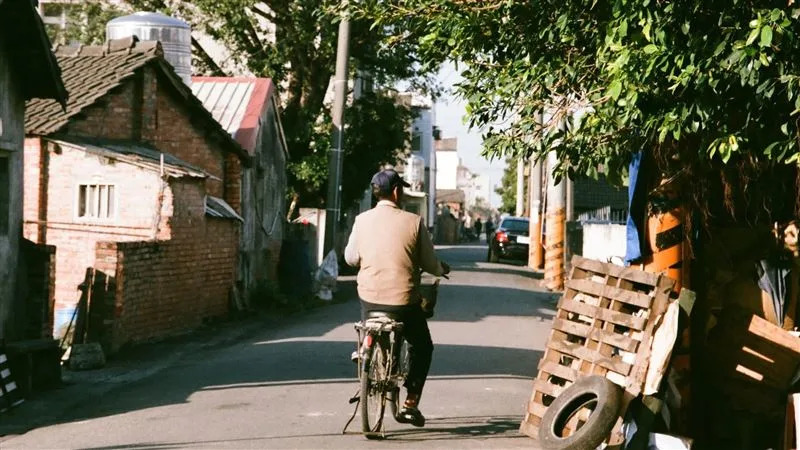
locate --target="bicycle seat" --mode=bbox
[366,311,402,321]
[359,311,403,333]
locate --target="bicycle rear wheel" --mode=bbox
[361,340,387,438]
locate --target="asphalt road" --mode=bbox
[4,245,557,449]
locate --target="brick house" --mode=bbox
[0,0,66,343]
[191,77,288,302]
[23,38,250,349]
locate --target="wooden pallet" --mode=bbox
[0,350,23,413]
[521,256,675,441]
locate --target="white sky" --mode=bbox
[433,62,506,207]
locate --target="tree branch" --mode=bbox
[191,36,227,76]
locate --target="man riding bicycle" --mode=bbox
[344,169,450,428]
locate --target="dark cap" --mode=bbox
[371,169,410,191]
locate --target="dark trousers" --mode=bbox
[361,300,433,398]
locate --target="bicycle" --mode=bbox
[343,276,443,439]
[354,312,408,439]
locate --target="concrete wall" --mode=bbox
[580,223,627,264]
[0,39,26,341]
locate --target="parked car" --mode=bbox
[488,216,530,263]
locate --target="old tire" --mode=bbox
[488,247,499,263]
[538,376,622,450]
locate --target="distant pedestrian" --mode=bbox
[485,218,494,242]
[475,218,483,236]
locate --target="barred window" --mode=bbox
[77,184,115,220]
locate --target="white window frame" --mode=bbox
[74,182,117,222]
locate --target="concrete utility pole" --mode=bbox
[528,160,544,269]
[323,11,350,256]
[544,151,566,291]
[515,157,525,217]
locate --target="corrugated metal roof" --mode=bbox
[191,79,255,136]
[206,196,243,221]
[46,136,208,179]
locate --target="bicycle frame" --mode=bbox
[352,317,406,437]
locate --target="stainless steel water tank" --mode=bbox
[107,12,192,85]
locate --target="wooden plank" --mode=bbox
[566,278,653,308]
[748,314,800,354]
[519,418,539,438]
[549,339,632,375]
[538,360,579,382]
[590,323,640,353]
[533,378,566,397]
[528,398,549,419]
[552,318,591,338]
[571,256,662,286]
[560,298,647,330]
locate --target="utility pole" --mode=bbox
[515,157,525,216]
[544,151,566,291]
[323,10,350,256]
[528,160,544,269]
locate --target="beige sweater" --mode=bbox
[344,200,444,306]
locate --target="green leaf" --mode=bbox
[746,28,760,45]
[764,141,779,156]
[782,122,789,135]
[642,22,651,41]
[608,80,622,100]
[643,44,658,54]
[760,26,773,47]
[619,20,628,38]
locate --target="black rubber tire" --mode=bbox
[488,246,499,263]
[538,376,622,450]
[361,341,386,438]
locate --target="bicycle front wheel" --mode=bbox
[361,340,387,438]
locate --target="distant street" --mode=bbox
[4,245,557,449]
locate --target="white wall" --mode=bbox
[436,151,459,190]
[581,223,627,264]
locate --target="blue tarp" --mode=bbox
[625,151,649,264]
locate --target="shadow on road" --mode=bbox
[2,243,550,442]
[82,414,527,449]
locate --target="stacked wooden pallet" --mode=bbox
[520,256,675,441]
[0,349,23,413]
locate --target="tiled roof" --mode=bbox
[191,77,281,155]
[46,136,208,179]
[25,37,251,166]
[26,37,160,135]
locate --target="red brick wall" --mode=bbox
[63,82,137,140]
[95,179,238,350]
[141,68,227,199]
[51,67,236,201]
[23,137,46,242]
[22,142,171,334]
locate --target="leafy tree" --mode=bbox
[495,157,526,215]
[357,1,800,225]
[48,0,427,206]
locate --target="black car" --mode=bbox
[487,217,530,263]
